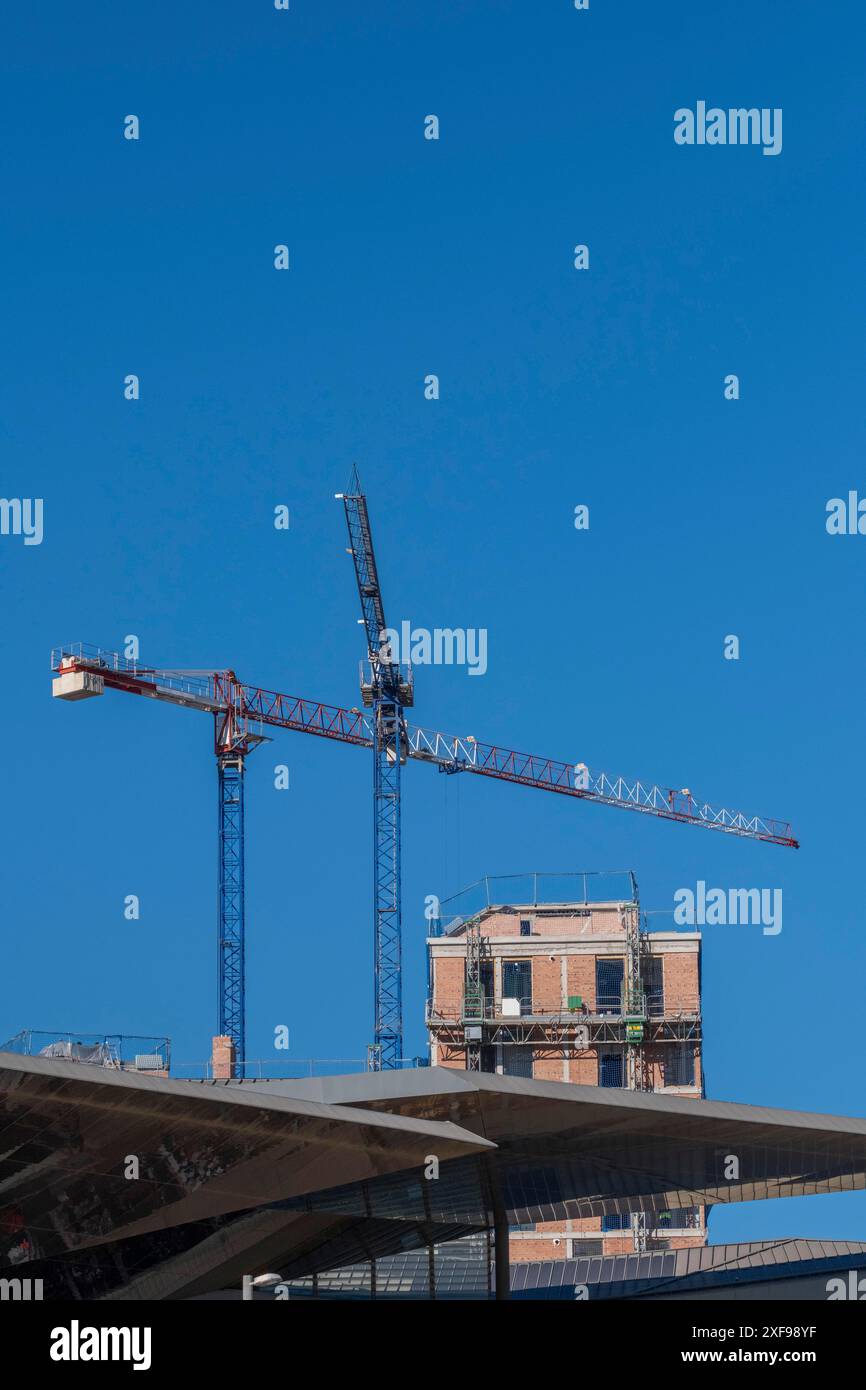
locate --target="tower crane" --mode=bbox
[336,468,414,1069]
[51,486,798,1073]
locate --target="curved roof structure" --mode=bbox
[3,1053,866,1300]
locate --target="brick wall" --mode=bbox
[660,950,699,1012]
[566,955,597,1011]
[211,1035,236,1080]
[531,956,561,1013]
[435,1045,467,1069]
[643,1046,702,1092]
[510,1238,568,1262]
[532,1056,566,1083]
[433,957,464,1019]
[567,1051,599,1084]
[473,906,626,938]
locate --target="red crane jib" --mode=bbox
[51,651,798,848]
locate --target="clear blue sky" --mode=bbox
[2,2,865,1246]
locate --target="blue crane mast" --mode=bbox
[337,469,414,1069]
[214,676,267,1070]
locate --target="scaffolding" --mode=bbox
[463,914,490,1071]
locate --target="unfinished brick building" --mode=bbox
[426,872,705,1262]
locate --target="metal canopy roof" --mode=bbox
[4,1053,866,1299]
[0,1052,491,1264]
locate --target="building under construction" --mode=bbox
[427,872,705,1262]
[19,481,843,1302]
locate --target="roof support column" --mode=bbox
[485,1158,510,1300]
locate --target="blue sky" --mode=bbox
[2,2,865,1245]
